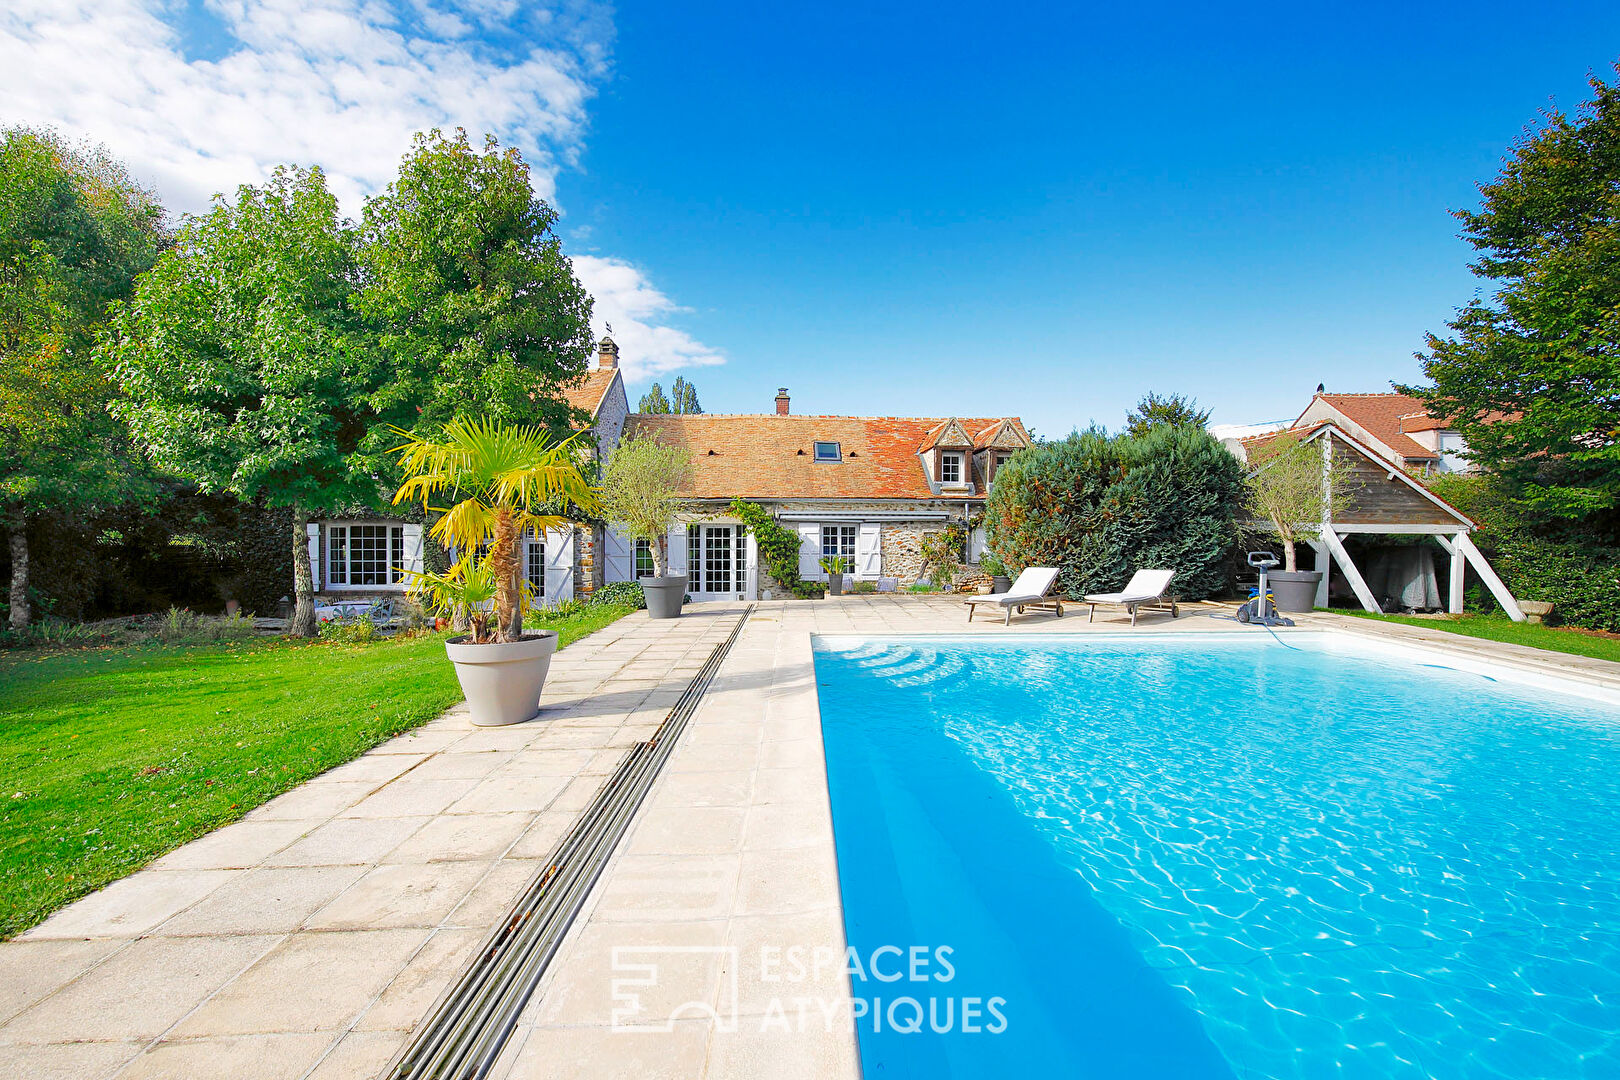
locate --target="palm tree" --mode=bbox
[392,417,600,643]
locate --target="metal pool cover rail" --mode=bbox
[382,607,754,1080]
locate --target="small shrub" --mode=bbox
[157,607,258,644]
[590,580,647,609]
[318,614,378,644]
[907,583,942,594]
[851,580,876,594]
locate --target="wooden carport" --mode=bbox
[1251,424,1526,621]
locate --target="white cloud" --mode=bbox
[572,255,727,382]
[0,0,598,213]
[0,0,724,378]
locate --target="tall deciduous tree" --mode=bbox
[1405,68,1620,526]
[107,166,374,636]
[0,127,165,628]
[359,129,593,442]
[638,383,672,413]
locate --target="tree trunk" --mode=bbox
[1282,538,1298,573]
[8,516,29,630]
[650,531,667,577]
[290,508,317,637]
[487,510,522,643]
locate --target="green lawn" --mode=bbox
[1335,610,1620,664]
[0,604,633,939]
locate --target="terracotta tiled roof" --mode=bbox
[1300,393,1440,461]
[972,418,1030,450]
[559,369,619,420]
[623,413,1017,501]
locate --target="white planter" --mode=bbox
[445,632,558,727]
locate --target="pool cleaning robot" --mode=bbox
[1237,551,1295,627]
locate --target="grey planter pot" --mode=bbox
[991,575,1012,594]
[827,572,844,596]
[641,575,686,619]
[445,632,558,727]
[1267,570,1322,613]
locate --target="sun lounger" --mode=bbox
[1084,569,1177,626]
[964,567,1063,624]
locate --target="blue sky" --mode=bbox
[6,1,1620,435]
[557,2,1620,432]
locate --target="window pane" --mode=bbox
[527,536,545,594]
[634,538,654,579]
[348,525,391,586]
[391,528,404,585]
[814,441,840,461]
[328,526,346,586]
[941,454,962,483]
[688,526,701,590]
[704,527,732,591]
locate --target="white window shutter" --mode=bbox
[401,524,424,577]
[306,523,321,590]
[665,523,688,576]
[603,528,633,582]
[797,522,821,580]
[744,532,759,598]
[544,527,575,605]
[856,522,882,579]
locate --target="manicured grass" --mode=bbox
[0,604,634,938]
[1335,610,1620,664]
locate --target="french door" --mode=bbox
[686,524,746,599]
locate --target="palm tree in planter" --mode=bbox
[599,433,693,619]
[393,417,599,726]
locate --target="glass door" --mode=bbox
[687,524,745,599]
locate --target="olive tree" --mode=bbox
[598,434,692,577]
[1244,431,1351,572]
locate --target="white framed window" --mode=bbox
[526,533,545,595]
[813,441,841,462]
[821,524,856,575]
[634,538,656,579]
[328,523,404,589]
[940,452,963,484]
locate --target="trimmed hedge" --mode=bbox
[984,425,1244,601]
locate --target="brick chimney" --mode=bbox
[597,334,619,371]
[775,388,790,416]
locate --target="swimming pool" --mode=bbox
[814,633,1620,1079]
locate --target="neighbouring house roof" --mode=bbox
[623,413,1025,501]
[559,368,621,421]
[1295,393,1440,462]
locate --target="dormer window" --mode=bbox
[814,441,841,462]
[940,452,964,484]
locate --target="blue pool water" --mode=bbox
[814,634,1620,1079]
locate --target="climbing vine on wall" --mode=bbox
[729,498,816,597]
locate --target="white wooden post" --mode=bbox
[1456,532,1525,621]
[1321,530,1381,614]
[1445,531,1466,614]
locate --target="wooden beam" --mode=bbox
[1448,532,1465,614]
[1456,532,1525,622]
[1329,523,1463,535]
[1321,530,1382,614]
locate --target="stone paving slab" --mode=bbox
[0,606,746,1079]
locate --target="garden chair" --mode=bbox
[964,567,1062,624]
[1083,569,1178,626]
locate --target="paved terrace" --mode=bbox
[5,597,1618,1079]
